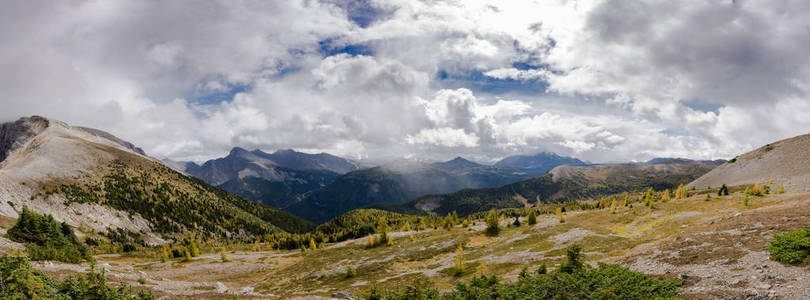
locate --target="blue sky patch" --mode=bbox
[318,38,373,57]
[435,69,548,95]
[660,127,691,137]
[191,83,250,105]
[682,98,723,114]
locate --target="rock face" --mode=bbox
[689,133,810,191]
[0,116,49,163]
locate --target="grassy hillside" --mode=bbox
[314,209,440,243]
[56,156,315,240]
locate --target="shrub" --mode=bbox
[6,207,88,263]
[512,217,521,227]
[769,228,810,264]
[536,263,547,275]
[751,183,764,196]
[776,184,786,194]
[345,266,357,278]
[122,244,137,252]
[220,247,230,263]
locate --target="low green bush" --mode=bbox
[769,228,810,264]
[365,244,681,300]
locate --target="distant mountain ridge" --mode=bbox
[431,156,483,171]
[176,147,356,209]
[287,158,538,223]
[374,159,720,217]
[494,152,587,175]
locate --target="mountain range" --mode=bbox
[178,150,589,223]
[372,159,722,217]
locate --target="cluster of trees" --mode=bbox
[0,253,153,299]
[6,207,89,263]
[365,244,681,299]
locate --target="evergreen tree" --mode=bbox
[717,184,729,196]
[536,263,547,275]
[485,209,500,236]
[527,209,537,225]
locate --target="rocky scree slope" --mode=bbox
[690,133,810,191]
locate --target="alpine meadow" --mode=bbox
[4,1,810,299]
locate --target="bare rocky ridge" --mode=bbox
[689,133,810,191]
[0,116,161,242]
[551,160,723,184]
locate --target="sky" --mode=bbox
[3,0,810,164]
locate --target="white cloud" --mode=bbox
[484,68,549,81]
[3,0,810,164]
[406,127,479,148]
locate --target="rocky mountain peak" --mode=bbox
[0,116,54,163]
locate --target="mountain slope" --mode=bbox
[0,116,313,244]
[287,160,530,223]
[181,148,343,208]
[494,152,586,176]
[689,133,810,191]
[258,149,359,174]
[376,160,720,217]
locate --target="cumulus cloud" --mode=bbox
[2,0,809,164]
